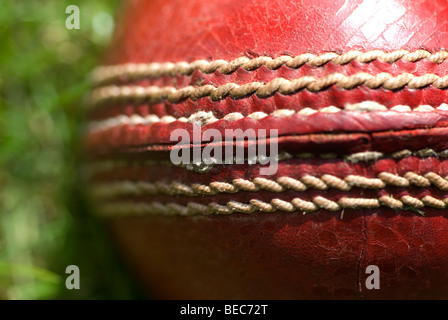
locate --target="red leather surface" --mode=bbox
[107,210,448,299]
[86,0,448,299]
[107,0,448,63]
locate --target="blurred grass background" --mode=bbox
[0,0,144,299]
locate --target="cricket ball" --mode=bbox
[85,0,448,299]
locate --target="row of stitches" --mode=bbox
[84,148,448,176]
[87,101,448,133]
[91,49,448,85]
[97,193,448,217]
[90,73,448,107]
[90,172,448,199]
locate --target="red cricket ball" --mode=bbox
[86,0,448,299]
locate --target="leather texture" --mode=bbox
[86,0,448,299]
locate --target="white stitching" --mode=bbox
[95,193,447,217]
[91,49,448,85]
[89,73,448,107]
[87,102,448,133]
[89,171,448,199]
[84,148,448,178]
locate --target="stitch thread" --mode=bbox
[84,147,448,178]
[89,73,448,107]
[91,49,448,85]
[87,102,448,133]
[96,193,448,217]
[90,171,448,199]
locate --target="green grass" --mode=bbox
[0,0,144,299]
